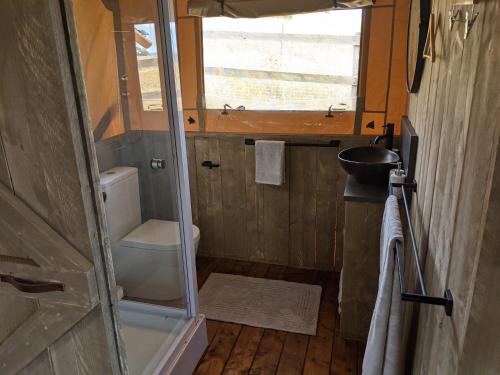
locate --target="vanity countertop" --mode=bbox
[343,175,388,204]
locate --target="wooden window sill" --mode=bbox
[185,109,356,135]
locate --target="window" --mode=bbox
[135,23,164,111]
[202,10,362,112]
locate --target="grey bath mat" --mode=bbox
[199,273,322,335]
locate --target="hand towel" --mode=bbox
[255,140,285,185]
[362,195,404,375]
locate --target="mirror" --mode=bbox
[406,0,431,93]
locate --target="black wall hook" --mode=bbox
[201,160,220,169]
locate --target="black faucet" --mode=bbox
[373,123,395,150]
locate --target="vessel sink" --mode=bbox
[338,146,400,184]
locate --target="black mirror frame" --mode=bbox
[406,0,431,93]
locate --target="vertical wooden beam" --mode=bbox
[315,147,337,270]
[261,150,290,265]
[245,144,265,262]
[194,137,224,256]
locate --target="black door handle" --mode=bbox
[0,274,65,293]
[201,160,220,169]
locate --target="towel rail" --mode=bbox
[391,182,454,317]
[244,138,340,148]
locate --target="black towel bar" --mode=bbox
[391,181,454,317]
[244,138,340,148]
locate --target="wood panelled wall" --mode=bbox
[187,135,366,270]
[175,0,409,135]
[406,0,500,373]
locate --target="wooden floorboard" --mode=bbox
[231,260,254,276]
[275,333,309,375]
[195,256,361,375]
[248,262,270,278]
[331,329,358,375]
[197,256,219,288]
[265,264,287,280]
[195,322,242,375]
[302,272,336,375]
[223,326,264,375]
[357,342,366,375]
[249,329,286,375]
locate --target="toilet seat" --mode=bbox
[121,219,200,252]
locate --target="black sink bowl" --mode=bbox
[338,146,400,184]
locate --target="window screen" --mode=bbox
[135,23,164,111]
[202,10,362,111]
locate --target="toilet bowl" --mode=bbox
[113,219,200,301]
[100,166,200,302]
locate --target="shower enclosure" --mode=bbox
[72,0,205,373]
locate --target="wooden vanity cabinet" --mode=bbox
[340,176,386,341]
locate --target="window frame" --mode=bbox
[175,0,409,137]
[197,11,366,135]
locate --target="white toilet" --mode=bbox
[100,166,200,301]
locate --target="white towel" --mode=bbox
[363,195,404,375]
[255,140,285,185]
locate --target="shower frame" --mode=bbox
[67,0,207,372]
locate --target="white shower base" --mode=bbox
[119,301,188,375]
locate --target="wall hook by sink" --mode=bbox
[449,3,479,40]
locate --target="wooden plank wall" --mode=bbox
[187,135,366,271]
[406,0,500,373]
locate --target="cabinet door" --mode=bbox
[340,201,383,340]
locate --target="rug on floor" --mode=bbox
[198,273,322,335]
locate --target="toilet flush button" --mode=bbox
[151,158,166,169]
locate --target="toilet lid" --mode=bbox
[121,219,200,252]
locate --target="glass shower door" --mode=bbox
[71,0,204,373]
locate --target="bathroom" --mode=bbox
[0,0,499,374]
